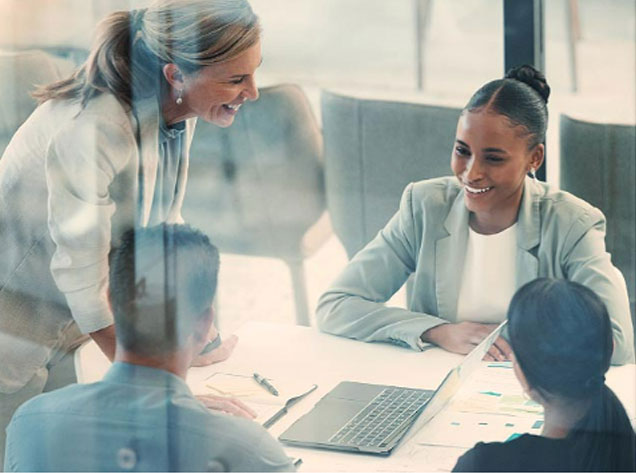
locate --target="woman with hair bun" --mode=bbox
[0,0,262,460]
[454,278,636,472]
[317,65,634,366]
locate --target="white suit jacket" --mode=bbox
[317,177,635,365]
[0,93,196,392]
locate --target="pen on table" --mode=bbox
[253,372,279,396]
[292,457,303,468]
[262,384,318,429]
[200,334,222,355]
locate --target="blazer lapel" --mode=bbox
[516,177,541,288]
[435,192,470,322]
[134,98,161,227]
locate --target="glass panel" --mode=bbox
[252,0,417,91]
[1,3,632,470]
[253,0,503,100]
[544,0,636,182]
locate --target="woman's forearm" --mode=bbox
[89,324,116,361]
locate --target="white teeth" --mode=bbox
[465,185,492,194]
[225,103,242,111]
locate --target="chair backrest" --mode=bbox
[0,49,75,155]
[321,90,462,258]
[559,114,636,313]
[181,84,324,259]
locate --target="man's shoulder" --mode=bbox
[7,382,106,439]
[12,382,95,418]
[7,379,293,472]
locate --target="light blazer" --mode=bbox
[0,93,196,392]
[316,176,634,365]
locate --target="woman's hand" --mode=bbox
[484,335,513,362]
[196,393,257,419]
[421,322,500,355]
[191,334,239,367]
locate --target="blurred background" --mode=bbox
[1,0,634,333]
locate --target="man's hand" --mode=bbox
[191,334,238,367]
[484,335,513,362]
[421,322,499,355]
[196,393,257,419]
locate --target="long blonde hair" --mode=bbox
[33,0,260,110]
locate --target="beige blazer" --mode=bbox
[0,93,196,392]
[317,176,634,365]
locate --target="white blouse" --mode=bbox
[456,223,518,323]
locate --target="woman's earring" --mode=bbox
[176,89,183,106]
[530,168,537,181]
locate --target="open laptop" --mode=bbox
[279,320,507,455]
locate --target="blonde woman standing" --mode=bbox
[0,0,262,461]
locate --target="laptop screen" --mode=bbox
[400,319,508,445]
[458,319,509,380]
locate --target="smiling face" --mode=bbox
[451,110,544,234]
[163,40,262,127]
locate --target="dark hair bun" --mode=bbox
[505,64,551,104]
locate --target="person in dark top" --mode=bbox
[453,278,636,472]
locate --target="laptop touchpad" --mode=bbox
[280,396,369,443]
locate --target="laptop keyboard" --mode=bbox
[328,387,431,448]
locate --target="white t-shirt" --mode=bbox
[456,223,518,323]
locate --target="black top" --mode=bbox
[453,433,636,472]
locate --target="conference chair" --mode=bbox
[321,90,462,259]
[559,114,636,337]
[182,84,329,327]
[0,49,75,155]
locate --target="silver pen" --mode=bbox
[253,372,279,396]
[263,384,318,429]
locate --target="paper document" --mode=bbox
[452,362,542,417]
[416,409,543,448]
[412,361,544,448]
[189,371,316,423]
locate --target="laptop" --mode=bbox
[279,320,507,455]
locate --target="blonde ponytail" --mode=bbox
[32,11,136,108]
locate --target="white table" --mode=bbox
[76,322,636,472]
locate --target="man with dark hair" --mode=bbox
[4,224,294,472]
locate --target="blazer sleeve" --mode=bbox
[316,183,448,350]
[46,115,136,334]
[561,208,635,365]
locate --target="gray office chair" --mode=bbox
[321,90,462,259]
[0,49,75,155]
[182,84,329,326]
[559,114,636,338]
